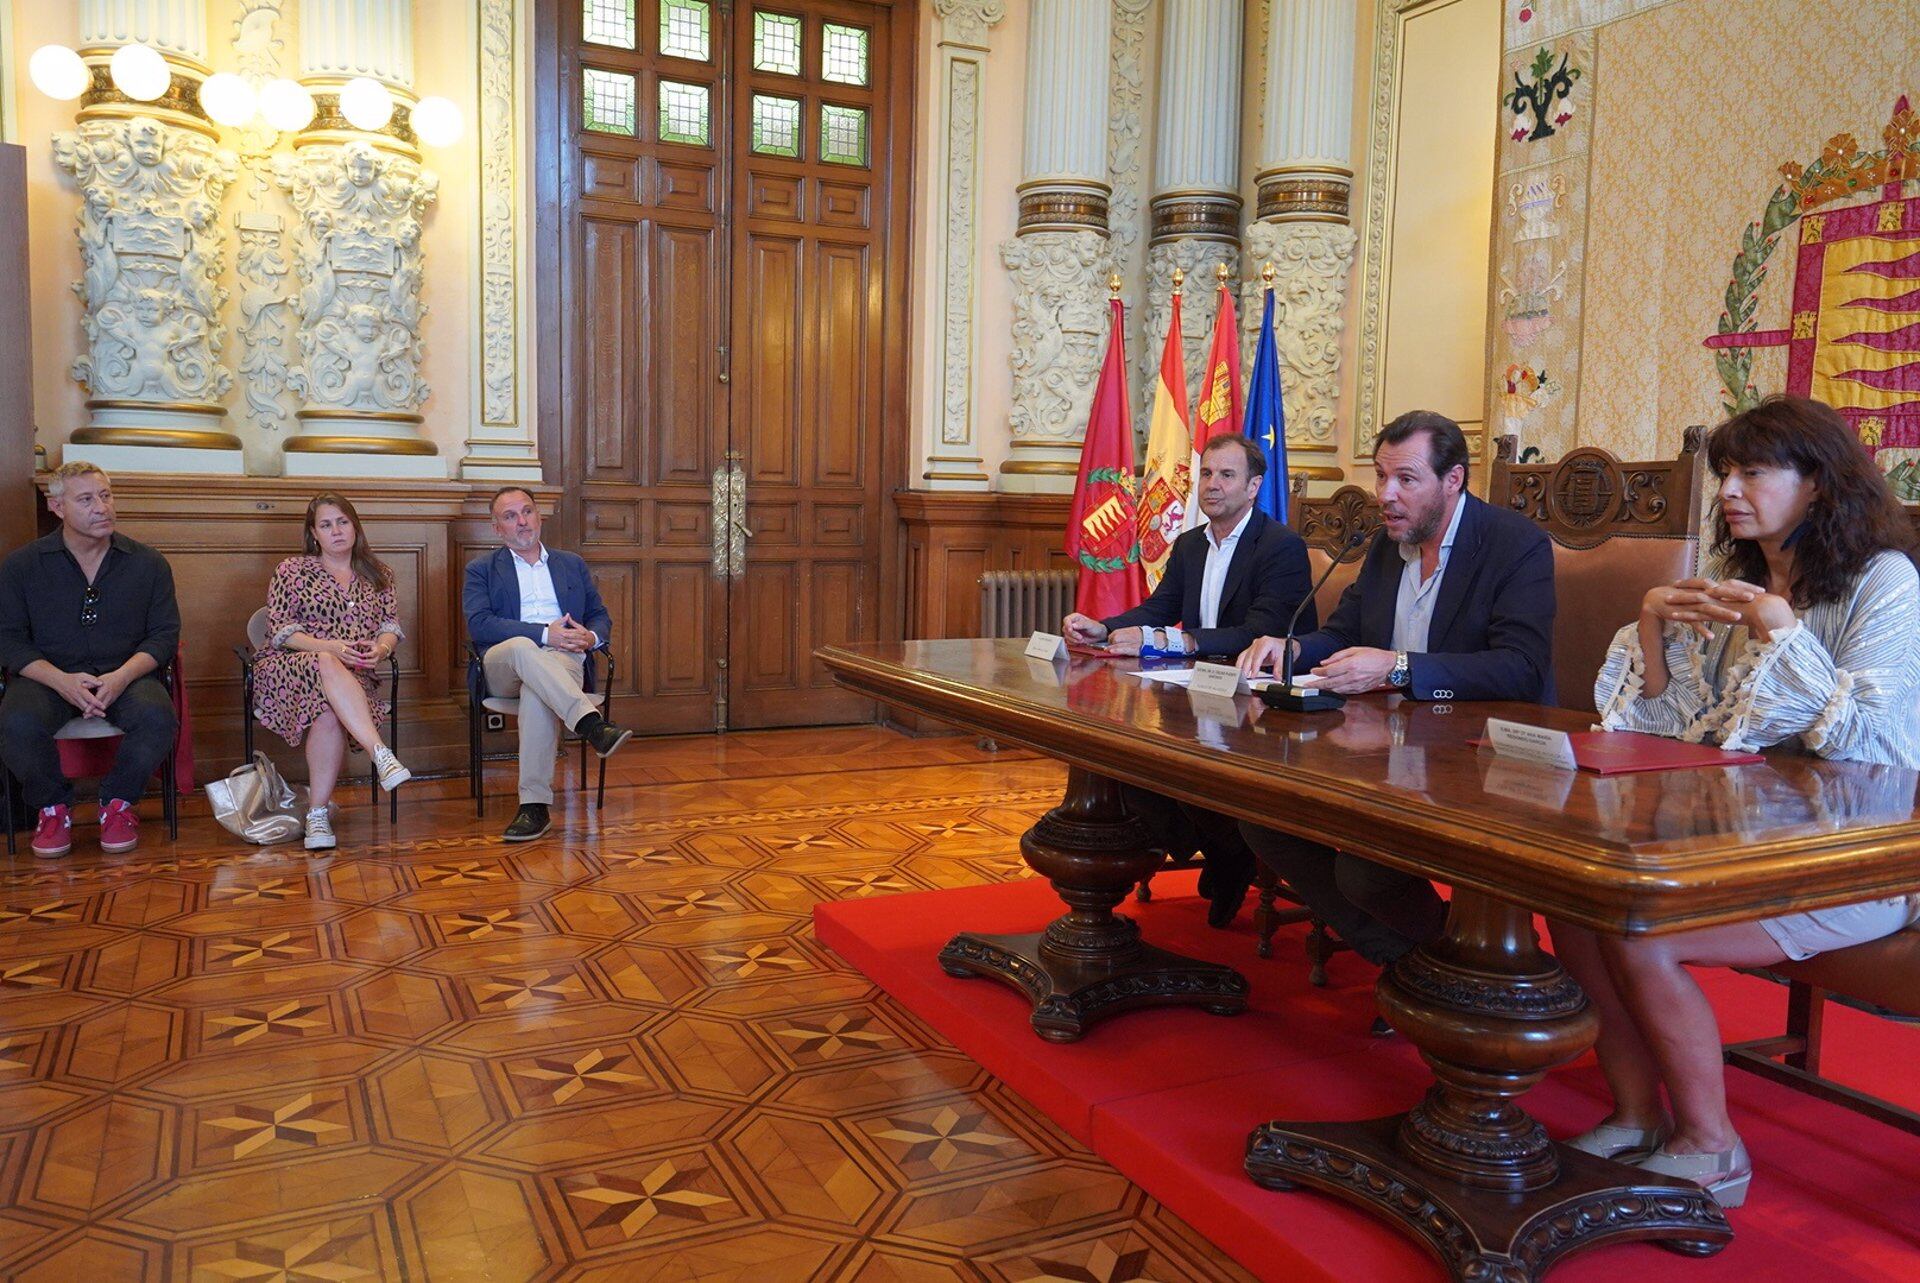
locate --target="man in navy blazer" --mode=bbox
[1237,411,1556,970]
[464,487,633,841]
[1064,434,1316,925]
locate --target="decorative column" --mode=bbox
[460,0,542,482]
[274,0,443,478]
[1144,0,1242,405]
[999,0,1113,493]
[1243,0,1357,479]
[58,0,245,474]
[920,0,1006,491]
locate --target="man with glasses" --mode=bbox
[0,463,181,857]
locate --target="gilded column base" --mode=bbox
[1254,165,1353,224]
[68,401,245,475]
[282,411,448,479]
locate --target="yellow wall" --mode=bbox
[1491,0,1920,464]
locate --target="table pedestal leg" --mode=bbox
[1244,891,1732,1281]
[939,767,1249,1042]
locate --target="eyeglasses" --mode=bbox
[80,584,101,628]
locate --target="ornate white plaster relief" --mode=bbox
[479,0,519,427]
[1144,240,1237,408]
[1001,229,1113,446]
[1242,219,1357,450]
[1107,0,1152,379]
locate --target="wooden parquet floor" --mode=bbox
[0,727,1255,1283]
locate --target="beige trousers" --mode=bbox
[483,636,597,804]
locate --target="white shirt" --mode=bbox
[1198,507,1254,630]
[1391,496,1464,654]
[509,545,568,646]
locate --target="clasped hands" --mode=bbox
[546,614,597,654]
[1642,577,1794,643]
[319,637,391,669]
[43,667,131,718]
[1236,637,1399,694]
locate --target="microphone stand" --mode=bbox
[1261,529,1368,714]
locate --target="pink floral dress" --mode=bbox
[252,556,403,747]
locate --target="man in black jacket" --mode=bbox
[1238,411,1556,968]
[1063,433,1315,925]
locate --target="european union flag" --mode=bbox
[1242,285,1289,522]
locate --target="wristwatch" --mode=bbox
[1389,651,1411,689]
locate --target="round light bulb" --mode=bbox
[258,78,315,132]
[108,43,171,102]
[198,72,258,128]
[411,95,463,148]
[28,45,90,101]
[338,76,394,131]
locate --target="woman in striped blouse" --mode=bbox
[1552,395,1920,1208]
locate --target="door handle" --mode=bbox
[725,456,748,578]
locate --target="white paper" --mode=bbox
[1485,717,1578,771]
[1024,631,1066,661]
[1127,668,1194,686]
[1189,662,1251,697]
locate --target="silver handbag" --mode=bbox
[206,751,307,845]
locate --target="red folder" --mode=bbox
[1471,729,1763,774]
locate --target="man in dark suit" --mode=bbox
[1063,433,1316,925]
[1238,410,1555,967]
[464,487,633,842]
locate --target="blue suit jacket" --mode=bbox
[1100,509,1316,658]
[463,547,613,653]
[1295,492,1556,703]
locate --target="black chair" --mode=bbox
[467,641,615,817]
[1,658,182,854]
[235,607,401,824]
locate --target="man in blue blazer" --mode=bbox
[1237,411,1555,970]
[1064,434,1317,925]
[465,487,632,841]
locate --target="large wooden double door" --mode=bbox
[538,0,908,731]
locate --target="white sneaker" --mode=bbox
[373,746,411,792]
[303,807,337,851]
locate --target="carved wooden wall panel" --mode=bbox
[897,494,1075,640]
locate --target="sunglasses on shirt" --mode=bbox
[80,584,101,627]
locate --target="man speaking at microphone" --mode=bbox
[1063,433,1315,926]
[1236,411,1556,968]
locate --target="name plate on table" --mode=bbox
[1188,662,1250,698]
[1025,631,1067,661]
[1485,717,1578,771]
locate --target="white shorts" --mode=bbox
[1757,896,1920,962]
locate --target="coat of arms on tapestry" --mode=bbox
[1706,97,1920,496]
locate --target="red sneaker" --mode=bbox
[31,805,71,859]
[100,799,140,854]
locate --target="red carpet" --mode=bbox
[816,872,1920,1283]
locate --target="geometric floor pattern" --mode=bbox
[0,726,1254,1282]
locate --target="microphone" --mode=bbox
[1264,529,1369,713]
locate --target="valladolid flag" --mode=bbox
[1066,295,1146,619]
[1185,278,1243,530]
[1243,283,1291,521]
[1136,290,1192,589]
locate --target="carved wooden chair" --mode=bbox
[1487,429,1706,713]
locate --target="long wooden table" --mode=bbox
[819,639,1920,1283]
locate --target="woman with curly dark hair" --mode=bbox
[1550,395,1920,1209]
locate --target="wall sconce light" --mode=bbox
[258,78,317,132]
[28,45,90,101]
[108,43,171,102]
[198,73,258,128]
[412,96,463,148]
[339,77,394,131]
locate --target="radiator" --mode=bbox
[977,570,1078,638]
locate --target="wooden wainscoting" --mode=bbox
[897,491,1072,639]
[34,474,562,782]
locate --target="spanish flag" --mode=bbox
[1186,274,1243,530]
[1066,292,1146,619]
[1136,285,1192,589]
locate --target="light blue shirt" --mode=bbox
[1391,496,1465,654]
